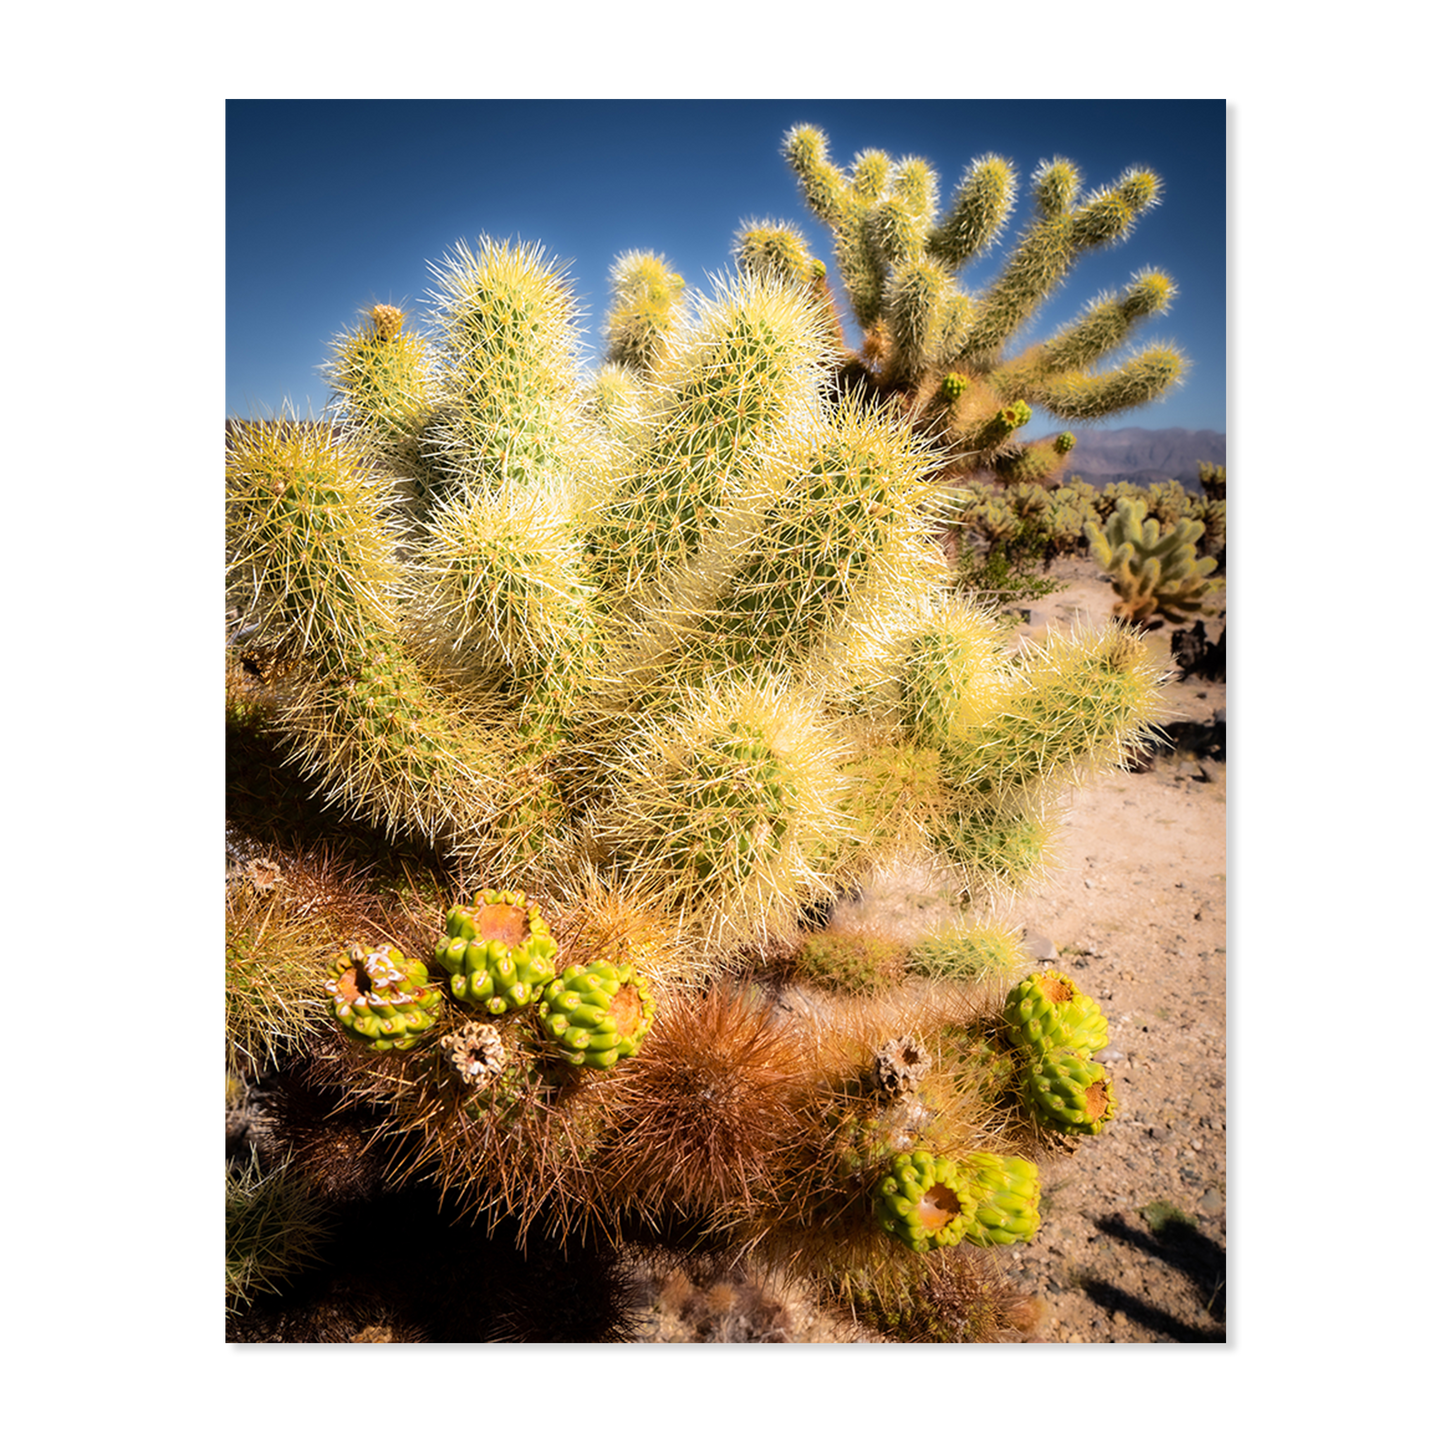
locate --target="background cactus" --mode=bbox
[777,125,1188,488]
[223,120,1187,1341]
[1086,494,1221,624]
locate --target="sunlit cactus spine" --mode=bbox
[226,1153,335,1316]
[591,673,852,955]
[781,123,1188,481]
[224,415,513,851]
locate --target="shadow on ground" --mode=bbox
[1078,1211,1225,1343]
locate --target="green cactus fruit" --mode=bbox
[325,943,444,1051]
[873,1150,972,1253]
[1025,1047,1118,1135]
[940,372,969,402]
[1054,431,1076,454]
[537,957,655,1069]
[958,1152,1041,1247]
[435,888,559,1015]
[1003,969,1109,1056]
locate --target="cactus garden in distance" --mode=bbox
[225,118,1222,1342]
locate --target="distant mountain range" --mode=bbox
[1043,427,1226,493]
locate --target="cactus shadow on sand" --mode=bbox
[1076,1210,1225,1342]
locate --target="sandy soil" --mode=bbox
[999,559,1226,1342]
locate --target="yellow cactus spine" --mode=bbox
[604,250,686,374]
[782,125,1187,479]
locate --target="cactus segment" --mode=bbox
[323,304,435,460]
[657,391,950,690]
[1025,1048,1118,1135]
[537,958,655,1068]
[225,417,401,668]
[435,888,559,1015]
[604,250,686,373]
[958,1152,1041,1247]
[325,943,444,1051]
[1003,970,1110,1057]
[593,676,850,953]
[959,624,1169,798]
[423,237,586,501]
[584,271,830,610]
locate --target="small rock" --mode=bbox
[1198,1188,1225,1213]
[1023,932,1058,962]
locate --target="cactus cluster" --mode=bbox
[225,121,1189,1342]
[1001,970,1118,1136]
[1086,494,1221,624]
[873,1148,1040,1253]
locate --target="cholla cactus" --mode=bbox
[1087,494,1221,625]
[228,230,1169,937]
[777,123,1189,486]
[226,130,1182,1337]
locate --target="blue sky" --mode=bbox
[227,99,1224,438]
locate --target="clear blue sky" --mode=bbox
[227,99,1224,439]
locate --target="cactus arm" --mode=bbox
[926,154,1018,269]
[604,250,686,374]
[955,167,1165,369]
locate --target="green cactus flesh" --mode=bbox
[1003,969,1109,1057]
[537,958,656,1068]
[435,888,559,1015]
[325,944,444,1051]
[958,1152,1041,1247]
[1025,1047,1118,1135]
